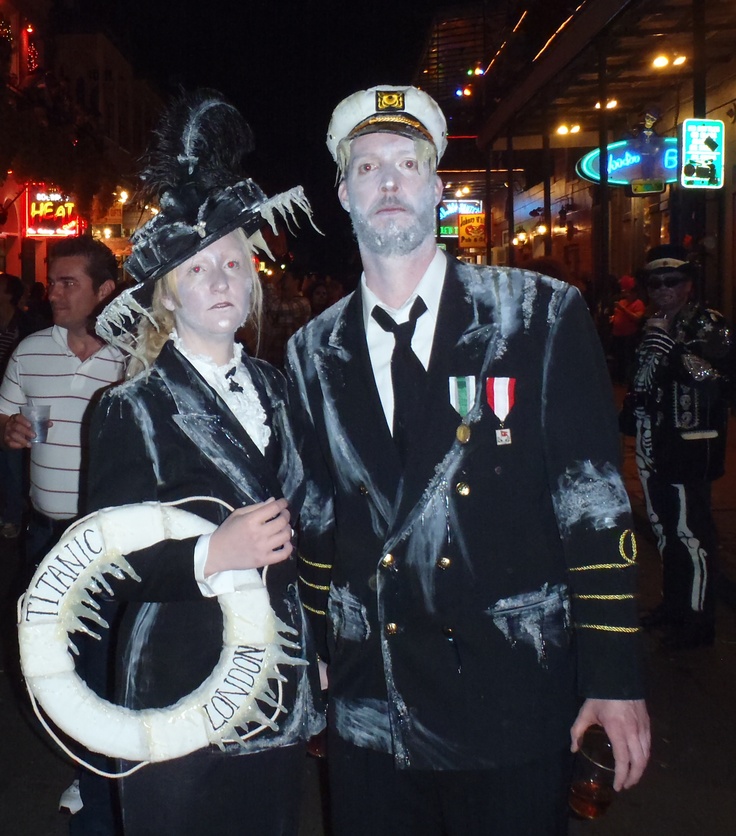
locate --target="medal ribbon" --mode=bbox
[449,376,476,417]
[486,377,516,423]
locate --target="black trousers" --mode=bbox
[328,735,573,836]
[119,743,306,836]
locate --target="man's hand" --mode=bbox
[1,412,37,449]
[570,698,650,792]
[205,497,293,576]
[644,314,670,332]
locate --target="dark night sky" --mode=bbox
[91,0,461,272]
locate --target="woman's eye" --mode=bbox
[225,260,238,269]
[404,159,417,169]
[190,264,202,274]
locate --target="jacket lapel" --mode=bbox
[313,291,401,524]
[389,259,500,536]
[156,342,283,505]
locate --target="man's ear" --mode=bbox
[337,180,351,213]
[433,174,444,206]
[97,279,116,303]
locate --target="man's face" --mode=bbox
[47,256,112,332]
[0,279,12,307]
[646,271,692,316]
[338,133,442,257]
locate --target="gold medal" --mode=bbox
[456,424,471,444]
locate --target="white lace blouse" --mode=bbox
[171,330,271,454]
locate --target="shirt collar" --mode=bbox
[361,248,446,328]
[170,329,236,374]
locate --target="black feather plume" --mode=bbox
[138,88,255,201]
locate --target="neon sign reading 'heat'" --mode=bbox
[25,185,79,237]
[576,138,678,186]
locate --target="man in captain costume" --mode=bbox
[288,85,650,835]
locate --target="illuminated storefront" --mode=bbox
[0,178,82,283]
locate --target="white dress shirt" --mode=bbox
[361,248,447,433]
[170,333,271,598]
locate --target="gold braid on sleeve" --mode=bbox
[302,603,327,615]
[569,529,637,572]
[299,575,331,592]
[299,553,332,570]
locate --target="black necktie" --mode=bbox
[372,297,428,462]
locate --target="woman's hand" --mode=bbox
[205,497,293,576]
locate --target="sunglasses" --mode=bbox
[646,276,688,290]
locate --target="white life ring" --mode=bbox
[18,499,303,768]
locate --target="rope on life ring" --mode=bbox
[17,498,304,776]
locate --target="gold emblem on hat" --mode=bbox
[376,91,405,111]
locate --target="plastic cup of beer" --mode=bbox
[568,725,616,820]
[20,404,51,444]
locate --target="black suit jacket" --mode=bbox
[87,341,321,751]
[287,256,643,770]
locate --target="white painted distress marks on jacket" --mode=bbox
[328,584,371,642]
[552,460,630,536]
[488,582,571,664]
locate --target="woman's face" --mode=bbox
[163,231,254,349]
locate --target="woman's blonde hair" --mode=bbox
[128,228,262,376]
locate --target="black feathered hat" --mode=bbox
[96,88,315,351]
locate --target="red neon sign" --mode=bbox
[25,185,80,237]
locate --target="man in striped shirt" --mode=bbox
[0,237,125,576]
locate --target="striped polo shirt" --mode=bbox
[0,326,125,519]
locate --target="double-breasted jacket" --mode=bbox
[287,256,643,770]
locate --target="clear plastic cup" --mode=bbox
[20,404,51,444]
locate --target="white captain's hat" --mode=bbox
[326,85,448,163]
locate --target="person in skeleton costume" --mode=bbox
[287,85,650,835]
[85,89,323,834]
[625,245,733,650]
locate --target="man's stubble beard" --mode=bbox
[350,196,437,258]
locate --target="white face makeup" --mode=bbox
[339,133,442,257]
[163,230,254,360]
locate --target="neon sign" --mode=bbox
[25,185,79,237]
[438,199,482,237]
[679,118,724,190]
[576,138,678,186]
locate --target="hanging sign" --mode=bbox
[679,118,725,189]
[458,213,487,248]
[438,199,482,238]
[576,138,678,187]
